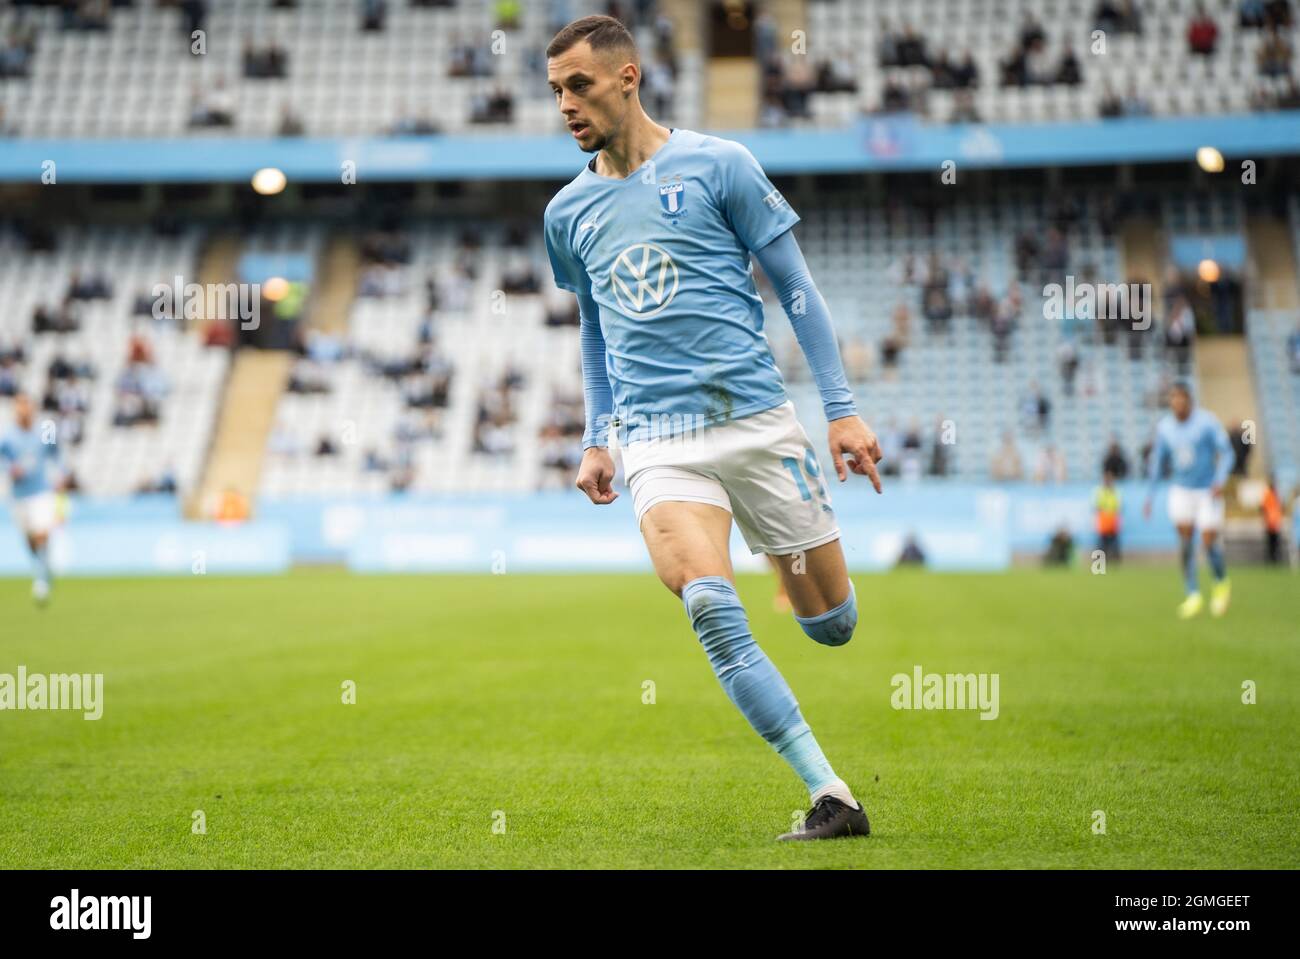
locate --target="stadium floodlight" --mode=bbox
[251,167,288,195]
[1195,146,1224,173]
[262,276,290,301]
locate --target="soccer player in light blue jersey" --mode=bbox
[1143,382,1234,619]
[1,394,64,605]
[544,16,883,841]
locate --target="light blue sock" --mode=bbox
[1206,540,1226,581]
[32,543,50,585]
[1180,539,1198,595]
[681,576,839,796]
[794,581,858,647]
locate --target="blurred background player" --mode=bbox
[546,16,880,842]
[1144,382,1234,618]
[1,393,63,605]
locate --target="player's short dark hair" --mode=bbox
[546,15,639,65]
[1170,380,1193,398]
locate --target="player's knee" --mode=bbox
[682,576,741,626]
[795,583,858,647]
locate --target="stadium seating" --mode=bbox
[1246,308,1300,494]
[259,221,569,495]
[1,0,703,139]
[775,188,1178,484]
[795,0,1293,124]
[3,0,1292,140]
[0,223,228,497]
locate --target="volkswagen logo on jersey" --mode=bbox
[610,242,679,317]
[658,180,685,216]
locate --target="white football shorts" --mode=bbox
[617,400,841,555]
[1166,484,1224,531]
[11,491,58,537]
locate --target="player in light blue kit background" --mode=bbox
[1144,382,1234,619]
[545,16,883,841]
[1,393,64,605]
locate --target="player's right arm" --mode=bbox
[1143,425,1169,518]
[575,292,617,505]
[545,199,616,505]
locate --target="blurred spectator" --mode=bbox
[113,334,167,428]
[501,255,539,295]
[841,336,876,383]
[1095,0,1142,33]
[68,270,112,301]
[895,26,929,67]
[243,37,289,79]
[62,0,110,32]
[1228,419,1252,476]
[1099,83,1124,118]
[1050,44,1081,83]
[896,534,927,567]
[180,0,207,36]
[990,431,1024,482]
[189,80,235,127]
[470,87,514,124]
[1033,444,1068,484]
[1121,82,1152,117]
[202,317,235,349]
[928,415,950,477]
[949,90,981,123]
[0,355,21,397]
[1102,439,1130,479]
[544,286,579,327]
[361,0,387,32]
[287,359,330,395]
[449,38,493,78]
[388,110,440,136]
[1057,338,1080,395]
[1164,297,1195,372]
[1241,0,1270,27]
[642,56,676,118]
[494,0,521,31]
[900,419,924,478]
[1187,5,1219,55]
[135,466,178,496]
[1021,381,1051,432]
[0,28,33,78]
[277,104,305,137]
[1043,526,1075,566]
[1257,25,1294,77]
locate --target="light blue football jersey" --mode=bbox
[0,424,59,498]
[544,128,801,443]
[1148,407,1233,491]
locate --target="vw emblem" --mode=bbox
[609,242,679,317]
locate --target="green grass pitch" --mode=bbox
[2,567,1297,869]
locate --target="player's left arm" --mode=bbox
[752,228,882,493]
